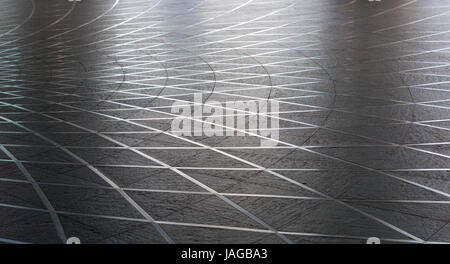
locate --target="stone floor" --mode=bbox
[0,0,449,244]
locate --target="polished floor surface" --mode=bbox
[0,0,449,244]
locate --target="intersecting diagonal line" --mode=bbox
[1,0,450,244]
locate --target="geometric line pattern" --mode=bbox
[0,0,449,243]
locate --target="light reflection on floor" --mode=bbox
[0,0,449,244]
